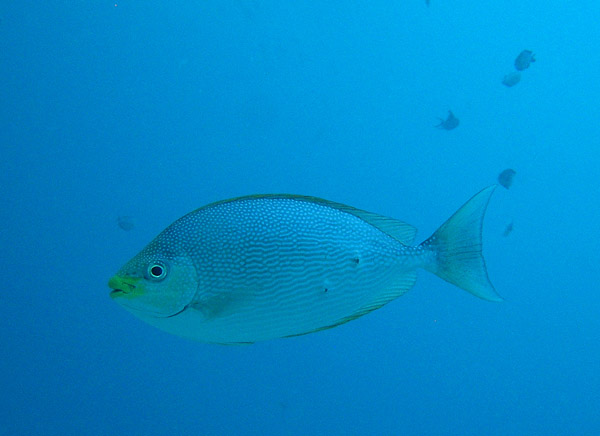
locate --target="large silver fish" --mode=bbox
[109,186,502,344]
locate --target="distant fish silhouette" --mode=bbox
[503,221,514,237]
[117,216,135,231]
[514,50,535,71]
[498,169,516,189]
[436,110,459,130]
[502,71,521,87]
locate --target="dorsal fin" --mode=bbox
[310,197,417,245]
[200,194,418,245]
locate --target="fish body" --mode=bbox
[514,50,535,71]
[436,110,459,130]
[498,168,516,189]
[117,216,135,231]
[109,187,501,344]
[502,71,521,87]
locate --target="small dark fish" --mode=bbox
[514,50,535,71]
[436,110,459,130]
[503,222,514,237]
[117,216,135,231]
[498,169,516,189]
[502,71,521,87]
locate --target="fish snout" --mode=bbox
[108,276,140,298]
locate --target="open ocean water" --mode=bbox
[1,1,599,435]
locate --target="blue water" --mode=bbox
[1,1,599,435]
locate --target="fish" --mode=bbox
[498,168,516,189]
[117,216,135,231]
[436,110,459,130]
[503,221,514,237]
[109,186,502,344]
[514,50,535,71]
[502,71,521,87]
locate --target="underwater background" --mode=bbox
[1,1,599,435]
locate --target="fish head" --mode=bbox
[109,240,198,319]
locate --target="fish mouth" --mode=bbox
[108,276,142,299]
[109,288,127,298]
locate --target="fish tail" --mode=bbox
[421,185,503,302]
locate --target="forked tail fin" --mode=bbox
[422,185,503,302]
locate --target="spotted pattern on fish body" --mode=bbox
[109,188,501,344]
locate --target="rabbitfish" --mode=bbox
[109,187,501,344]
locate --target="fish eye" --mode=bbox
[147,262,168,281]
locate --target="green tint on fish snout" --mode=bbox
[109,253,198,318]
